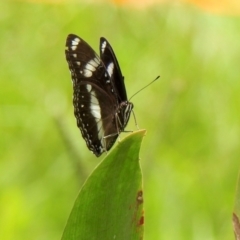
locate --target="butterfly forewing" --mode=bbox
[100,37,128,102]
[65,34,133,157]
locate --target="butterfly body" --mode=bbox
[65,34,133,157]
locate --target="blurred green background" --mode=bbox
[1,1,240,239]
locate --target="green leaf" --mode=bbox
[61,129,146,240]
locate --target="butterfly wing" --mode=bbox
[65,34,119,156]
[99,37,128,102]
[99,38,134,132]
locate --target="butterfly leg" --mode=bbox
[132,110,139,130]
[114,112,122,143]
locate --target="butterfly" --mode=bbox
[65,34,133,157]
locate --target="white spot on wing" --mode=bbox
[71,45,77,51]
[86,59,99,69]
[101,41,107,53]
[86,84,92,92]
[86,63,95,70]
[90,92,101,119]
[89,91,104,140]
[83,69,92,77]
[72,38,80,45]
[90,92,99,105]
[71,38,80,51]
[107,62,114,77]
[83,58,100,77]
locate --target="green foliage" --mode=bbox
[1,1,240,240]
[62,130,145,240]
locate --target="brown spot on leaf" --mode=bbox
[136,190,143,205]
[138,216,144,226]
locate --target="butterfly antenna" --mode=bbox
[129,75,160,101]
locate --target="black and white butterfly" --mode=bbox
[65,34,133,157]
